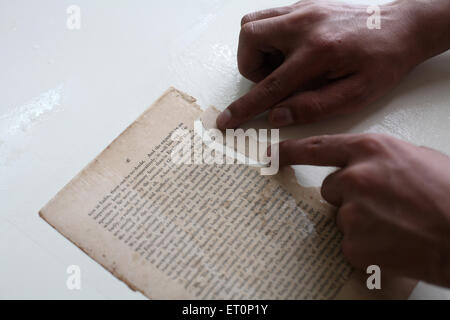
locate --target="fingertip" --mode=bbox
[269,107,294,127]
[216,109,232,130]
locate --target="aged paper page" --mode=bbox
[40,87,416,299]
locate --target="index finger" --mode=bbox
[218,55,318,129]
[277,135,356,168]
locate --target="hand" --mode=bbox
[277,133,450,286]
[217,0,449,129]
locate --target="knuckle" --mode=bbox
[337,80,367,107]
[240,22,257,38]
[237,55,258,80]
[340,167,373,192]
[289,2,327,24]
[308,32,341,55]
[352,134,389,154]
[237,61,249,79]
[241,13,254,26]
[295,94,327,124]
[307,4,328,20]
[308,135,329,147]
[284,4,295,12]
[261,76,283,98]
[304,135,329,161]
[306,135,328,150]
[306,95,327,119]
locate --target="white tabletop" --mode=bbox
[1,0,449,299]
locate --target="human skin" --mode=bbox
[216,0,450,129]
[218,0,450,286]
[274,134,450,287]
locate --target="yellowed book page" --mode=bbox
[40,87,416,299]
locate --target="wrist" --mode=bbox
[393,0,450,65]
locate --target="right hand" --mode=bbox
[277,133,450,287]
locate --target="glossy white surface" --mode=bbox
[0,0,449,299]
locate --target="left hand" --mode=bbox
[277,133,450,286]
[217,0,435,129]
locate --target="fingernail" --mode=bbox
[271,108,293,127]
[217,109,232,129]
